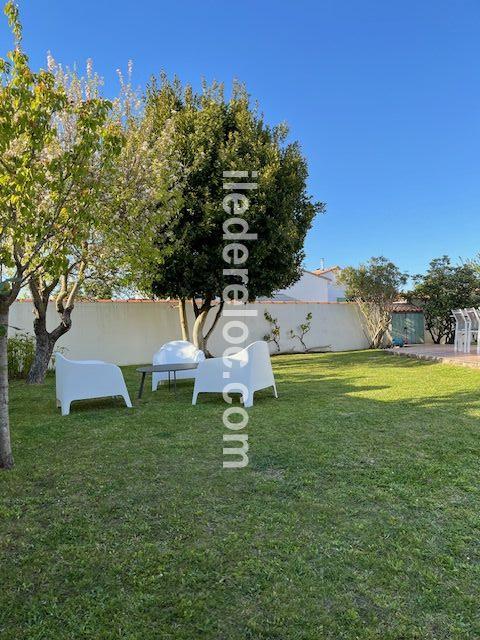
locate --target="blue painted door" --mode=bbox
[391,313,425,344]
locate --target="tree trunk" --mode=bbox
[192,308,209,352]
[203,300,224,356]
[27,314,55,384]
[427,325,439,344]
[178,298,190,342]
[370,317,390,349]
[0,304,13,469]
[191,295,213,354]
[27,297,73,384]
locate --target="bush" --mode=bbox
[8,332,35,380]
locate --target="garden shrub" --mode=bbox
[8,333,35,380]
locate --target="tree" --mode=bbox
[340,257,408,348]
[410,256,480,344]
[26,59,170,383]
[0,2,117,467]
[148,76,323,353]
[25,56,122,383]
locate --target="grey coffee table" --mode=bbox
[136,363,198,399]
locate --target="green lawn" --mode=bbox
[1,351,480,639]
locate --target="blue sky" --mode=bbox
[6,0,480,275]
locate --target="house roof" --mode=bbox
[303,269,330,281]
[311,265,341,276]
[258,293,298,302]
[391,302,423,313]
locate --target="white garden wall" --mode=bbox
[9,300,369,366]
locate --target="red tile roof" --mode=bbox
[391,302,423,313]
[311,265,341,276]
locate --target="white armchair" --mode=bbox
[55,353,132,416]
[152,340,205,391]
[192,341,277,407]
[465,308,480,354]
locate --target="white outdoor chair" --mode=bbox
[465,308,480,354]
[452,309,469,353]
[55,353,132,416]
[152,340,205,391]
[192,341,277,408]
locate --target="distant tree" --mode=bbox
[340,257,408,348]
[148,76,323,353]
[410,256,480,344]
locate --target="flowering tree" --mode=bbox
[0,2,118,468]
[26,60,170,384]
[25,57,122,383]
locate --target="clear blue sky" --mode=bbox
[7,0,480,275]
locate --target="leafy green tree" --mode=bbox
[0,2,118,467]
[410,256,480,344]
[340,257,408,348]
[148,76,323,353]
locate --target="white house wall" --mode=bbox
[276,271,330,302]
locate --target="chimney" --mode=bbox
[318,258,325,271]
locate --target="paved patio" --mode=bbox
[386,344,480,369]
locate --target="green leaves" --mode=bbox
[410,256,480,343]
[4,1,21,43]
[340,257,408,305]
[0,276,20,301]
[148,75,322,302]
[0,8,122,301]
[340,257,408,348]
[0,280,11,297]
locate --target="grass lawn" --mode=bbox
[1,351,480,639]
